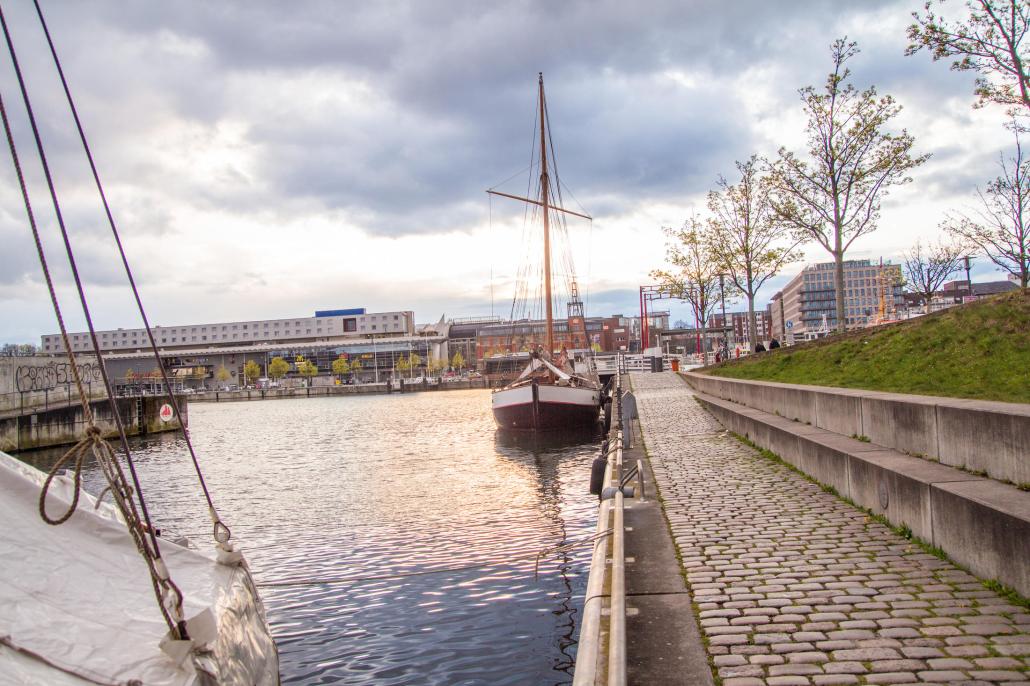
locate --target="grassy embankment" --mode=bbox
[706,289,1030,404]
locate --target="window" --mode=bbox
[343,318,357,332]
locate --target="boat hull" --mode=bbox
[492,381,600,431]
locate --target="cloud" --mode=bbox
[0,0,1019,343]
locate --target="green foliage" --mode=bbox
[907,0,1030,116]
[709,291,1030,403]
[268,356,290,380]
[348,358,362,376]
[396,356,410,373]
[408,352,422,369]
[243,360,261,384]
[331,357,350,378]
[215,365,231,383]
[451,350,465,371]
[297,358,318,380]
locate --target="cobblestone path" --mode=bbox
[631,372,1030,686]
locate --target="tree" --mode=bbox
[943,129,1030,287]
[902,238,967,312]
[268,356,290,381]
[348,358,362,381]
[408,352,422,375]
[427,356,446,376]
[297,358,318,385]
[331,356,350,381]
[243,360,261,386]
[769,39,930,332]
[907,0,1030,119]
[215,365,231,384]
[651,217,724,353]
[706,156,803,350]
[396,356,410,376]
[451,350,465,372]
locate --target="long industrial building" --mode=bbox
[40,308,414,354]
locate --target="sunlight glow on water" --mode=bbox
[19,389,601,685]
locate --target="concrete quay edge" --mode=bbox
[682,371,1030,487]
[692,389,1030,600]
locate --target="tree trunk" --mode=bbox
[747,294,759,352]
[835,250,846,333]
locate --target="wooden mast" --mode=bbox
[539,72,554,356]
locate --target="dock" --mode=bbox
[581,370,1030,685]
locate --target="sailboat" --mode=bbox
[488,74,602,432]
[0,4,278,683]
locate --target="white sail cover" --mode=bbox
[0,451,279,685]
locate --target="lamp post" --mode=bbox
[963,255,974,295]
[372,336,379,384]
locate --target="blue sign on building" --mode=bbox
[314,308,367,317]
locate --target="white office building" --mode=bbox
[41,308,415,354]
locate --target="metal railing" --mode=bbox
[573,369,628,686]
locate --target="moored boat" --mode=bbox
[487,74,602,432]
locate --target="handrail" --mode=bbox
[573,359,628,686]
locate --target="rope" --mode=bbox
[0,7,187,640]
[31,0,230,550]
[256,529,612,589]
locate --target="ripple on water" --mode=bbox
[17,389,600,685]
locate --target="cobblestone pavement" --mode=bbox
[631,372,1030,686]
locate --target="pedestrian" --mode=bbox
[769,339,780,349]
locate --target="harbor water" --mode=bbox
[17,389,602,685]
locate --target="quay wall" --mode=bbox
[0,395,186,452]
[0,355,107,415]
[191,378,488,402]
[682,371,1030,486]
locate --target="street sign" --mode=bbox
[785,320,793,330]
[159,403,174,422]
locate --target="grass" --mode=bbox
[706,290,1030,403]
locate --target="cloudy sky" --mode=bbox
[0,0,1018,343]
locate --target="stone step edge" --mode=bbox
[692,390,1030,600]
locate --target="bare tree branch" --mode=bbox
[706,156,804,350]
[902,238,967,312]
[943,127,1030,287]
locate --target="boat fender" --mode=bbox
[588,456,606,496]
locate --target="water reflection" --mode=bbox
[13,390,602,685]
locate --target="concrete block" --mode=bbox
[861,393,939,459]
[795,432,878,499]
[931,480,1030,598]
[813,390,864,437]
[935,400,1030,486]
[848,450,982,544]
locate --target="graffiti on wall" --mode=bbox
[15,361,102,393]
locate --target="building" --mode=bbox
[41,308,415,354]
[901,279,1019,315]
[475,316,605,359]
[707,309,774,347]
[770,260,904,341]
